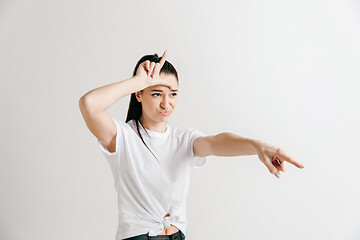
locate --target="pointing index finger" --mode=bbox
[277,148,304,169]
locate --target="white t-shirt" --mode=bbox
[97,117,207,240]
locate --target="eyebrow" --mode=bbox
[150,89,178,92]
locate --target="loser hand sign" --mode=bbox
[136,50,173,89]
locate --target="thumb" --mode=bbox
[157,80,174,90]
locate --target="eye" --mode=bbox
[171,93,177,96]
[151,93,160,96]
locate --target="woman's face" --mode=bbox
[136,73,179,123]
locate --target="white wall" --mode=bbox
[1,0,359,239]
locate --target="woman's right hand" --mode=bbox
[135,50,174,89]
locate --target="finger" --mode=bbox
[272,157,281,171]
[260,154,281,178]
[279,161,286,172]
[272,155,286,172]
[158,81,173,89]
[152,76,173,87]
[153,62,161,78]
[149,61,156,78]
[146,60,150,76]
[158,50,168,68]
[276,148,304,169]
[272,158,283,174]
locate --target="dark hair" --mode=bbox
[125,53,179,163]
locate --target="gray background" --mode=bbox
[1,0,359,239]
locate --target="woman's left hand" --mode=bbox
[255,140,304,178]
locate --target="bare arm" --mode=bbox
[79,76,146,114]
[194,132,304,178]
[206,132,259,157]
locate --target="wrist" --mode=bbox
[250,138,262,155]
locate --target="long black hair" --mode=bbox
[125,53,179,163]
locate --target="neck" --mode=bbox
[139,115,167,133]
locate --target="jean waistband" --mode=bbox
[123,229,184,240]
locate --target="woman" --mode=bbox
[78,50,304,240]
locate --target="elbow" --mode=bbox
[78,95,96,114]
[78,95,89,109]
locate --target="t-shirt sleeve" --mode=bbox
[188,128,207,168]
[97,116,122,163]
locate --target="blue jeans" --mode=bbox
[122,229,185,240]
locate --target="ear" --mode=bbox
[135,91,142,102]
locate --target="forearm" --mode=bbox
[79,76,146,113]
[211,132,260,157]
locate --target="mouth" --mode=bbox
[159,111,171,115]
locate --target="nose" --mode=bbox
[160,96,172,110]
